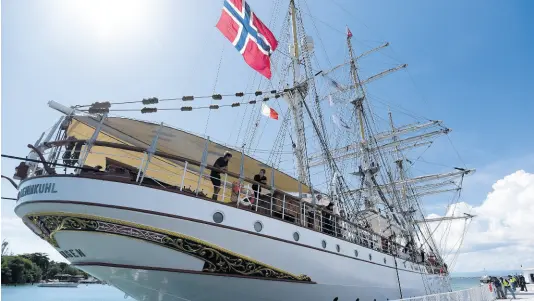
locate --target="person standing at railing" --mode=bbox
[252,169,267,204]
[210,152,232,201]
[321,202,334,236]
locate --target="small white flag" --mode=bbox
[261,103,279,120]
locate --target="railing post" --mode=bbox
[282,194,286,220]
[320,209,323,232]
[180,161,188,191]
[254,185,260,212]
[45,116,66,164]
[138,123,163,184]
[221,173,228,202]
[237,147,245,208]
[334,215,337,237]
[270,166,275,216]
[135,154,147,182]
[196,136,210,195]
[303,203,306,227]
[76,113,107,173]
[29,117,64,175]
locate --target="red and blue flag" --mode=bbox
[216,0,278,79]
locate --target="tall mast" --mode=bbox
[284,0,310,196]
[346,33,366,141]
[290,0,300,84]
[346,28,379,212]
[389,111,407,211]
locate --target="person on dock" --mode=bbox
[519,275,528,291]
[210,152,232,201]
[501,277,516,299]
[493,277,505,299]
[510,275,517,291]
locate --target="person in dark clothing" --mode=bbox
[322,202,334,235]
[493,277,505,299]
[520,275,528,292]
[210,152,232,200]
[252,169,267,202]
[420,249,425,263]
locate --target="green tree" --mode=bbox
[0,250,88,284]
[1,261,12,284]
[21,252,50,279]
[46,265,61,280]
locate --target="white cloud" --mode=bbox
[428,170,534,272]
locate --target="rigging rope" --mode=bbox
[204,43,227,136]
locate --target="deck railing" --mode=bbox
[390,284,495,301]
[25,137,447,274]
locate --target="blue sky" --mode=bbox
[2,0,533,271]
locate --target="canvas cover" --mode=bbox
[67,115,311,195]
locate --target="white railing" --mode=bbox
[391,284,496,301]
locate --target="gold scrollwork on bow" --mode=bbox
[26,213,312,283]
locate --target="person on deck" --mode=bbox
[210,152,232,201]
[322,202,335,236]
[252,169,267,203]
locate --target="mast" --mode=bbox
[284,0,310,196]
[346,28,380,213]
[346,31,366,142]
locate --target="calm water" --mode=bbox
[1,278,481,301]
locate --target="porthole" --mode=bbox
[369,254,372,261]
[383,258,387,264]
[321,240,327,249]
[293,232,300,241]
[212,211,224,223]
[254,221,263,232]
[354,250,359,257]
[336,244,340,252]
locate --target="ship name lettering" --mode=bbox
[18,183,58,198]
[59,249,86,258]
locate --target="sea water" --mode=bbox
[1,278,482,301]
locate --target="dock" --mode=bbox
[511,284,534,300]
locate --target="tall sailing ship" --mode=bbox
[11,0,475,300]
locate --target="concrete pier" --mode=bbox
[510,284,534,300]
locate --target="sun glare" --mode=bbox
[66,0,149,41]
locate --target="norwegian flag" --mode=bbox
[216,0,278,79]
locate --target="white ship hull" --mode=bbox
[16,176,451,301]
